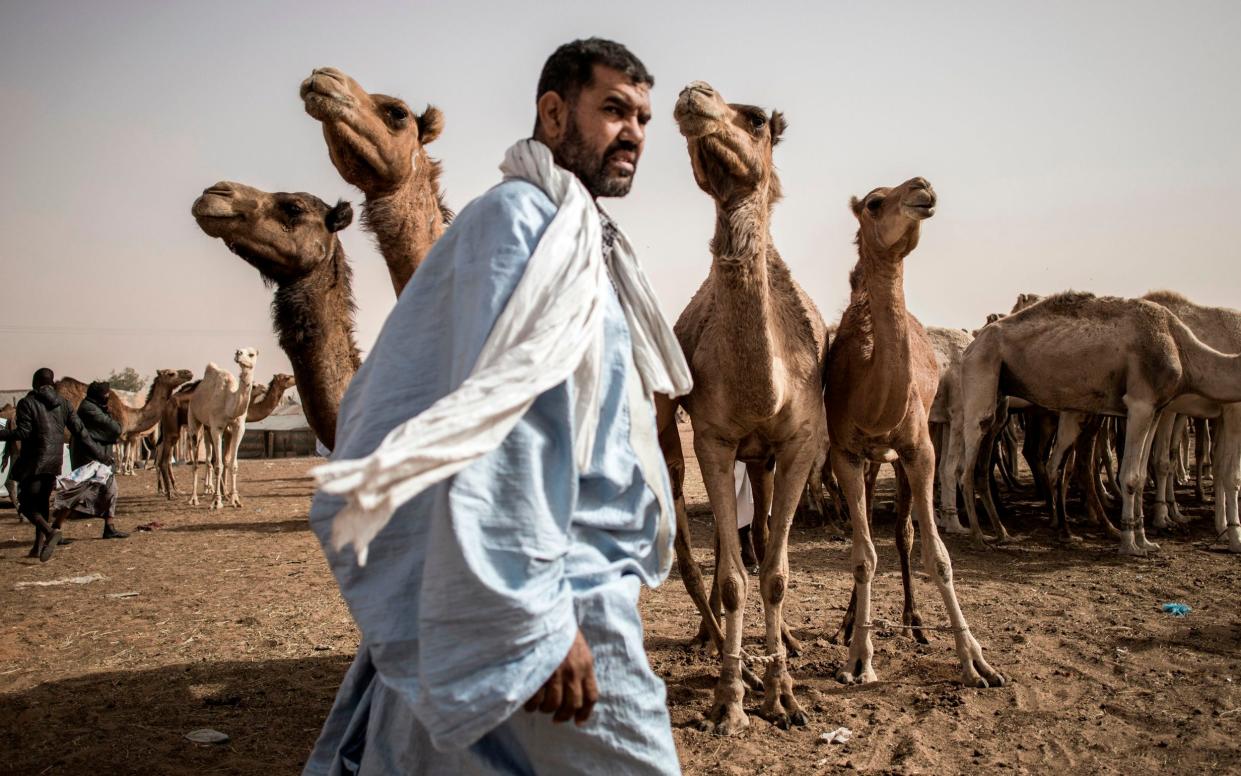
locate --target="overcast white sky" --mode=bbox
[2,1,1238,389]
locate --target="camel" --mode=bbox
[926,326,973,535]
[1,403,17,509]
[157,373,296,498]
[1142,290,1241,552]
[245,373,297,423]
[658,82,827,735]
[187,348,257,510]
[55,370,193,465]
[192,182,360,450]
[301,67,451,296]
[825,177,1002,690]
[958,291,1241,556]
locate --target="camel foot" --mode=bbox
[905,611,931,645]
[835,656,878,685]
[941,521,971,536]
[697,700,749,736]
[1057,530,1083,545]
[970,535,993,551]
[1118,532,1147,557]
[959,648,1005,688]
[187,496,199,506]
[760,668,807,730]
[781,625,802,658]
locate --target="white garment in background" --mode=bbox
[734,461,755,529]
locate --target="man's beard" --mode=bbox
[556,118,637,198]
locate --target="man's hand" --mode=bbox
[523,629,598,725]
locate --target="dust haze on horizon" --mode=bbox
[2,1,1238,390]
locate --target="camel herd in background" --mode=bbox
[6,66,1237,736]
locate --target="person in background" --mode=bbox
[55,380,128,539]
[0,367,106,561]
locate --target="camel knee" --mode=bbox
[720,574,745,611]
[852,560,875,587]
[761,572,786,606]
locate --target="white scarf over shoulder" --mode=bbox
[313,139,692,566]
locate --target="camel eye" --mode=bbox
[866,196,884,213]
[281,201,306,217]
[747,112,766,130]
[386,105,409,123]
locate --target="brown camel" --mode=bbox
[245,373,297,423]
[826,177,1002,689]
[192,181,361,450]
[658,81,827,735]
[55,370,193,456]
[958,291,1241,556]
[301,67,451,296]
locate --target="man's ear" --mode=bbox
[535,91,570,145]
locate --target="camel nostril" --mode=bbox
[910,177,929,191]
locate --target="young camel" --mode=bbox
[187,348,257,510]
[958,292,1241,555]
[300,67,450,296]
[826,177,1003,689]
[660,82,827,734]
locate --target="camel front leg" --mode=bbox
[224,424,244,507]
[693,433,750,736]
[209,427,226,510]
[1046,412,1085,542]
[832,446,878,684]
[187,420,202,506]
[755,441,814,729]
[1118,402,1158,555]
[1213,408,1241,552]
[905,439,1004,688]
[892,464,929,643]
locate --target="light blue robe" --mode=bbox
[304,180,680,775]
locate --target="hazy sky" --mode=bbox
[2,1,1239,389]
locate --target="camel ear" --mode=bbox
[326,200,354,233]
[418,106,444,144]
[769,111,787,146]
[850,195,864,218]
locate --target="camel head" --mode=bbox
[271,373,296,393]
[1010,293,1043,313]
[850,177,936,258]
[234,348,258,371]
[192,181,353,284]
[154,369,195,390]
[300,67,444,195]
[674,81,786,203]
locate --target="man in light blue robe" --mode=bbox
[304,39,681,775]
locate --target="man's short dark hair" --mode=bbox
[536,38,654,107]
[32,367,54,389]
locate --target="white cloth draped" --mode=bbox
[312,139,692,565]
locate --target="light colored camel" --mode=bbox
[1142,290,1241,552]
[926,326,973,535]
[826,177,1002,689]
[187,349,257,510]
[658,82,827,735]
[301,67,450,296]
[192,182,360,450]
[958,292,1241,555]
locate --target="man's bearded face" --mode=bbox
[550,65,651,199]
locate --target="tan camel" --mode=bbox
[1142,290,1241,552]
[658,82,827,735]
[192,182,360,450]
[826,177,1002,689]
[301,67,450,296]
[55,370,193,464]
[958,292,1241,556]
[927,326,973,535]
[187,349,257,510]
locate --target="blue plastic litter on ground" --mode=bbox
[1161,603,1192,617]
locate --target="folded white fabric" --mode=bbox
[313,139,692,566]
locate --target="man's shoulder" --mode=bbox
[454,179,557,234]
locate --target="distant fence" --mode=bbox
[238,428,318,459]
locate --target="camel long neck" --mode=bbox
[1173,321,1241,404]
[247,381,284,422]
[272,243,361,450]
[709,198,783,415]
[363,152,446,296]
[853,238,913,433]
[126,384,176,436]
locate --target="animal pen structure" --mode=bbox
[238,405,319,459]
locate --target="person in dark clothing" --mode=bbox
[57,381,128,539]
[0,368,106,561]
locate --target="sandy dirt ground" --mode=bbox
[1,444,1238,774]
